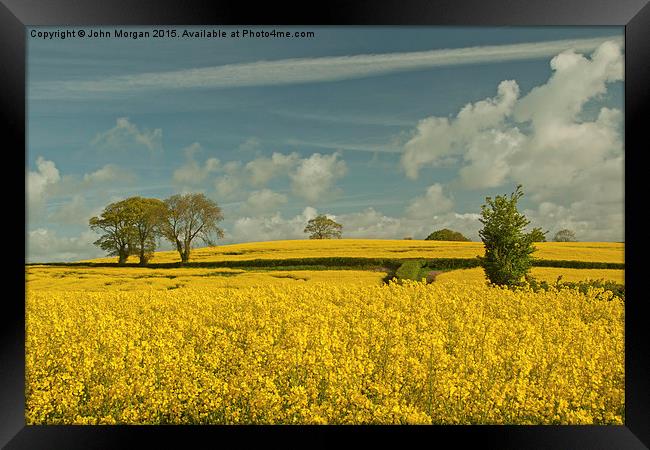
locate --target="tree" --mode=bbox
[159,193,224,263]
[529,227,548,243]
[425,228,470,241]
[89,199,138,265]
[554,229,577,242]
[304,215,342,239]
[478,185,537,287]
[124,197,166,265]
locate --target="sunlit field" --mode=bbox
[26,239,625,425]
[436,267,625,285]
[83,239,624,264]
[26,281,624,425]
[26,266,386,291]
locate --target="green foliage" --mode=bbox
[89,199,139,265]
[395,260,428,282]
[425,228,470,241]
[122,197,166,265]
[531,259,624,270]
[39,256,624,272]
[159,193,225,263]
[529,227,548,243]
[304,215,343,239]
[554,229,577,242]
[478,185,536,287]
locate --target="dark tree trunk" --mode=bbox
[181,241,191,263]
[138,250,148,266]
[118,249,128,265]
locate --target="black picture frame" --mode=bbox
[3,0,649,447]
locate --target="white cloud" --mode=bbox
[48,195,101,226]
[245,152,300,187]
[227,204,482,243]
[213,161,245,199]
[336,208,481,241]
[406,183,454,219]
[83,163,133,184]
[27,228,103,263]
[290,152,348,202]
[229,207,318,242]
[525,201,623,242]
[238,137,261,152]
[33,36,621,98]
[91,117,162,153]
[173,143,220,185]
[513,41,623,128]
[27,156,60,209]
[401,79,520,179]
[239,189,288,216]
[398,40,623,241]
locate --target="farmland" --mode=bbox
[25,239,625,425]
[83,239,625,264]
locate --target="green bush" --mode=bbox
[478,185,536,287]
[425,229,470,241]
[395,260,429,282]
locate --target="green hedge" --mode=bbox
[395,260,428,281]
[529,259,624,270]
[35,256,623,271]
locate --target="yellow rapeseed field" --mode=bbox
[436,268,625,285]
[25,266,386,291]
[26,281,624,425]
[83,239,624,264]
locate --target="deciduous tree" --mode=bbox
[159,193,224,263]
[304,215,343,239]
[554,229,577,242]
[89,199,137,265]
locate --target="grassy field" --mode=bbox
[26,239,625,425]
[83,239,625,264]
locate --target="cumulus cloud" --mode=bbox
[27,156,60,209]
[290,152,348,202]
[228,204,482,243]
[27,228,103,263]
[401,80,520,179]
[245,152,300,187]
[214,161,245,199]
[48,195,101,226]
[229,207,318,242]
[91,117,162,153]
[239,189,288,216]
[337,208,481,240]
[524,200,624,242]
[173,143,220,186]
[398,40,623,241]
[406,183,454,219]
[82,163,134,185]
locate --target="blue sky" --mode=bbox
[26,26,624,262]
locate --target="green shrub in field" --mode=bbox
[395,260,429,282]
[479,185,537,287]
[425,229,470,242]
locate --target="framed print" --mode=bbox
[3,0,649,447]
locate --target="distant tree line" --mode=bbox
[90,188,577,270]
[89,193,224,265]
